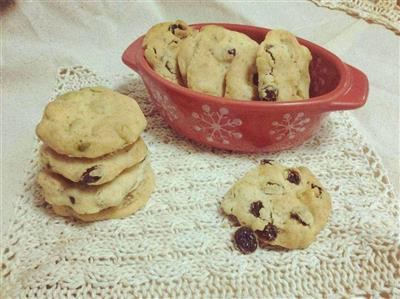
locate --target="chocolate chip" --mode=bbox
[287,169,301,185]
[168,23,184,35]
[80,166,101,185]
[262,85,278,101]
[234,227,258,254]
[311,183,323,196]
[252,73,258,86]
[69,196,75,204]
[249,201,263,217]
[290,212,308,226]
[227,48,236,56]
[256,223,278,241]
[227,214,241,227]
[260,159,273,165]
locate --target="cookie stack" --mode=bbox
[36,86,155,222]
[142,20,312,102]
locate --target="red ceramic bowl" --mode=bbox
[122,23,368,152]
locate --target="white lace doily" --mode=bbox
[311,0,400,34]
[1,66,399,298]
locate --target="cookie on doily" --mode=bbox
[221,159,331,253]
[36,87,155,221]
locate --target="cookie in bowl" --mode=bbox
[36,87,155,221]
[221,160,331,252]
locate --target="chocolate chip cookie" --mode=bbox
[40,137,148,186]
[221,160,331,250]
[36,87,147,158]
[256,30,312,101]
[143,20,196,84]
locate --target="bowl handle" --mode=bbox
[327,64,369,111]
[122,36,144,72]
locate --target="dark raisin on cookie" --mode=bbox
[234,227,258,254]
[260,159,273,165]
[168,23,184,35]
[287,169,301,185]
[261,85,278,101]
[290,212,308,226]
[77,142,90,152]
[311,183,323,196]
[227,214,241,226]
[69,196,75,204]
[80,166,101,185]
[252,73,259,86]
[227,48,236,56]
[256,223,278,241]
[249,201,263,217]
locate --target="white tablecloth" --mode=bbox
[2,1,399,235]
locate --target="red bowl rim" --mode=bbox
[133,22,351,109]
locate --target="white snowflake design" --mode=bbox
[150,88,179,122]
[192,105,243,145]
[269,112,311,141]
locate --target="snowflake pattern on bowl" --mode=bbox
[149,86,179,122]
[192,105,243,145]
[269,112,310,141]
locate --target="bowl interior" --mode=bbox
[191,23,342,99]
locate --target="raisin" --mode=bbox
[249,201,263,217]
[227,48,236,56]
[252,73,259,86]
[69,196,75,204]
[260,159,273,165]
[77,142,90,152]
[290,212,308,226]
[256,223,278,241]
[80,166,101,184]
[227,214,241,226]
[311,183,323,196]
[287,169,301,185]
[234,227,258,254]
[262,85,278,101]
[168,23,184,35]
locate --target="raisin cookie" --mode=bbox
[224,44,259,101]
[143,20,196,83]
[256,30,312,101]
[40,137,148,186]
[36,87,147,158]
[51,165,155,222]
[183,25,258,96]
[37,158,150,215]
[221,160,331,250]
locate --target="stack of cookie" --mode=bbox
[36,86,155,222]
[142,20,312,102]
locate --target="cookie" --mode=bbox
[224,44,259,100]
[37,158,150,214]
[51,165,155,222]
[36,87,147,158]
[256,29,312,101]
[221,160,331,250]
[185,25,258,96]
[143,20,196,84]
[40,137,148,186]
[177,33,200,85]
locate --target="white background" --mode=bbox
[2,1,399,235]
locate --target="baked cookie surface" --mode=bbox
[36,87,147,158]
[184,25,258,96]
[40,137,148,186]
[256,30,312,101]
[221,160,331,249]
[37,158,150,214]
[143,20,196,83]
[224,44,259,100]
[51,165,155,222]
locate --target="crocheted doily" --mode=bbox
[1,66,399,298]
[311,0,400,34]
